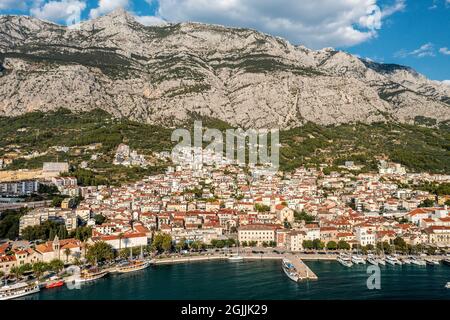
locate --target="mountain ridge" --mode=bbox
[0,9,449,129]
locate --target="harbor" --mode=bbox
[10,259,450,300]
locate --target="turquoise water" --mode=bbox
[22,260,450,300]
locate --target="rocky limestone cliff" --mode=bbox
[0,9,449,129]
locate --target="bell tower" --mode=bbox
[52,235,61,260]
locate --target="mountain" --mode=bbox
[0,9,449,129]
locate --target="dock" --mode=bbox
[286,254,318,280]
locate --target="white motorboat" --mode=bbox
[351,255,366,265]
[0,281,40,300]
[337,254,353,267]
[425,258,439,266]
[367,254,378,266]
[282,258,299,282]
[445,282,450,289]
[377,257,386,266]
[410,256,426,266]
[228,254,244,262]
[386,255,401,265]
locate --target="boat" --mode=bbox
[410,256,426,266]
[115,259,150,273]
[367,255,379,266]
[0,281,40,300]
[386,255,401,266]
[425,258,439,266]
[228,243,244,262]
[115,246,151,273]
[442,258,450,266]
[445,282,450,289]
[337,254,353,267]
[351,255,366,265]
[377,257,386,266]
[282,258,299,282]
[45,279,65,289]
[228,254,244,262]
[75,268,109,283]
[402,257,412,265]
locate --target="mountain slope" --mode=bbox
[0,9,449,129]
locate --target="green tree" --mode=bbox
[10,266,23,279]
[294,211,315,223]
[255,204,270,212]
[94,214,107,225]
[337,240,351,250]
[418,199,435,208]
[393,237,407,252]
[312,239,325,250]
[302,240,314,250]
[32,262,49,280]
[49,259,64,273]
[326,241,337,250]
[86,241,114,264]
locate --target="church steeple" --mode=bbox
[52,235,60,260]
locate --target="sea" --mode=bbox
[20,260,450,300]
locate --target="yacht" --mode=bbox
[75,268,109,283]
[402,257,412,265]
[337,254,353,267]
[282,258,299,282]
[410,256,426,266]
[377,257,386,266]
[386,255,401,266]
[445,282,450,289]
[44,276,65,289]
[367,254,378,266]
[0,281,40,300]
[351,255,366,265]
[425,258,439,266]
[228,245,244,262]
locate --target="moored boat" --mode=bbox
[337,254,353,267]
[0,281,40,300]
[445,282,450,289]
[442,258,450,266]
[115,260,150,273]
[45,280,65,289]
[425,258,439,266]
[282,258,299,282]
[228,254,244,262]
[75,268,109,283]
[386,255,401,266]
[367,256,379,266]
[351,255,366,265]
[377,257,386,266]
[411,256,426,266]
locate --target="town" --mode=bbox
[1,148,450,298]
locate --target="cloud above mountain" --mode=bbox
[153,0,406,48]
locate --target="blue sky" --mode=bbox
[0,0,449,81]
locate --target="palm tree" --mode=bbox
[64,248,71,263]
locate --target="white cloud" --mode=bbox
[135,15,167,26]
[439,47,450,55]
[30,0,87,24]
[89,0,130,19]
[395,43,435,58]
[151,0,406,49]
[0,0,29,10]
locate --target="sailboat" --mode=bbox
[115,246,150,274]
[228,243,244,262]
